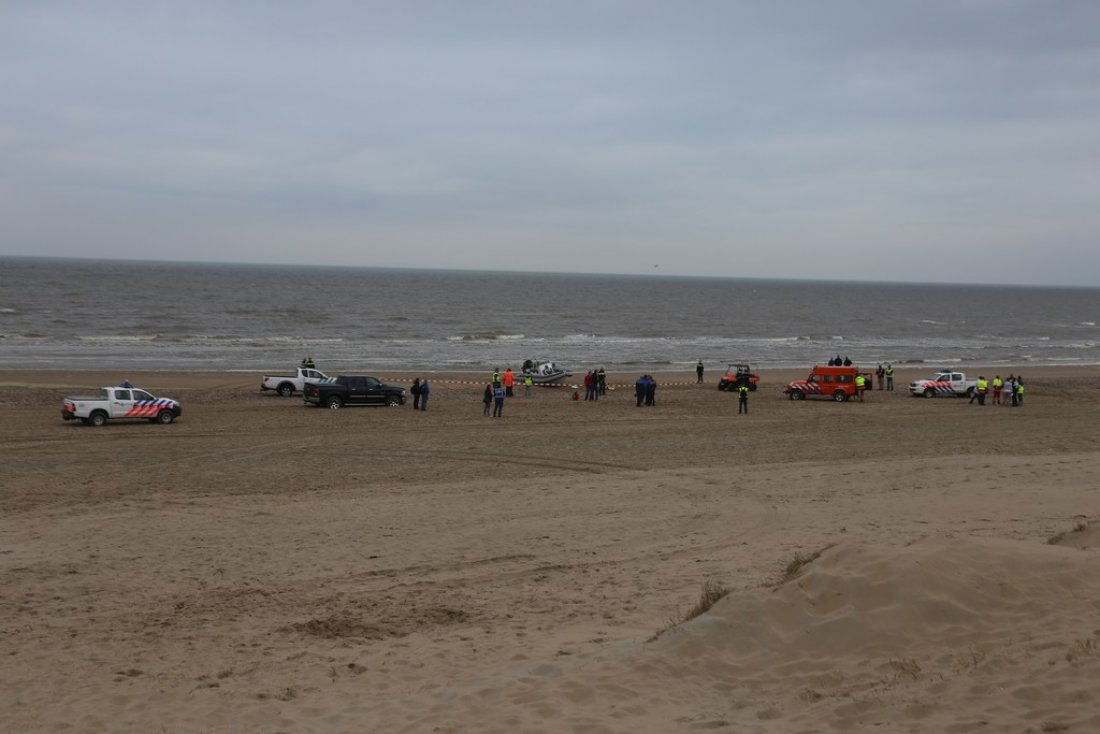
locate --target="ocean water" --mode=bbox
[0,257,1097,373]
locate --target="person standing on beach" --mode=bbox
[410,378,422,411]
[645,375,657,406]
[876,364,885,390]
[597,367,607,395]
[991,375,1003,404]
[1015,377,1025,406]
[583,371,594,401]
[492,383,505,417]
[635,375,646,407]
[523,373,533,397]
[971,376,987,405]
[419,379,430,411]
[885,364,895,391]
[855,373,866,401]
[503,367,515,397]
[697,360,704,383]
[738,382,749,414]
[482,384,493,416]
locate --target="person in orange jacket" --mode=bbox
[503,367,515,397]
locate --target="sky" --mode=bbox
[2,1,1099,286]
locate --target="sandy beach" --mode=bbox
[2,365,1099,732]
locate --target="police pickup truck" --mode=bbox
[62,386,182,426]
[908,371,978,398]
[260,367,332,397]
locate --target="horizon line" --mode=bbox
[1,253,1096,291]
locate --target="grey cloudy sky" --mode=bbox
[3,1,1099,285]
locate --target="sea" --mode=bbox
[1,257,1097,374]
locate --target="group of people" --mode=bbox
[582,368,607,401]
[874,363,896,391]
[827,355,853,366]
[483,382,506,417]
[634,374,658,406]
[481,367,538,417]
[969,374,1026,407]
[409,378,431,411]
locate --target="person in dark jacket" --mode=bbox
[644,375,657,406]
[482,384,493,417]
[419,379,430,411]
[635,375,646,407]
[492,384,505,417]
[411,378,422,410]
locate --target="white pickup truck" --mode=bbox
[260,367,331,397]
[62,386,182,426]
[908,371,979,398]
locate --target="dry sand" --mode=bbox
[2,366,1099,733]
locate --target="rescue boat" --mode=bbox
[521,360,573,384]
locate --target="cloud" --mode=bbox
[2,1,1099,285]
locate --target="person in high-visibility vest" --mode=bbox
[738,382,749,414]
[971,376,988,405]
[855,373,866,401]
[885,364,895,391]
[991,375,1004,404]
[523,374,533,397]
[1015,377,1025,406]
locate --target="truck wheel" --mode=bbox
[89,411,108,427]
[789,389,804,400]
[386,395,401,407]
[923,387,935,398]
[833,390,847,402]
[326,396,343,410]
[277,383,294,397]
[156,409,175,424]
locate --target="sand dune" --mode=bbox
[390,535,1100,733]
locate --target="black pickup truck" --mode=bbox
[302,375,406,409]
